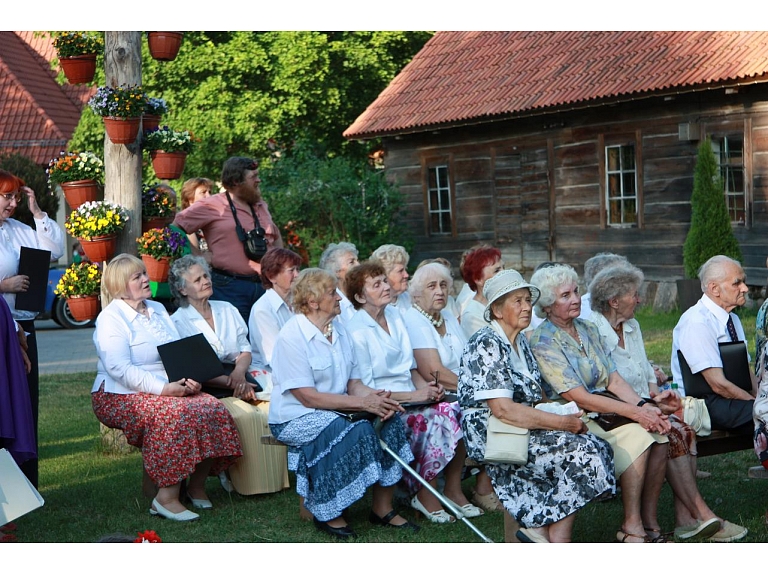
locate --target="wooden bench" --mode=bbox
[695,429,753,458]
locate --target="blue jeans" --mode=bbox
[210,270,265,329]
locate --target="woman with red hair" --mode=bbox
[459,245,504,338]
[0,170,64,488]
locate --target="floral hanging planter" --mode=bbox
[80,235,117,263]
[142,114,161,132]
[142,216,175,234]
[150,151,187,180]
[141,254,171,283]
[103,116,141,145]
[60,179,102,210]
[59,55,97,84]
[66,294,101,321]
[147,32,183,61]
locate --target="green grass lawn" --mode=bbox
[9,305,768,544]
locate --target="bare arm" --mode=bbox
[701,367,755,400]
[487,397,587,434]
[290,379,404,420]
[412,348,458,390]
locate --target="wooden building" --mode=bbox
[344,32,768,303]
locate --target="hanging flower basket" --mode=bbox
[59,55,97,84]
[142,216,175,234]
[60,179,102,210]
[103,116,141,145]
[142,114,161,132]
[66,295,100,321]
[150,151,187,180]
[80,235,117,263]
[141,254,171,283]
[147,32,183,61]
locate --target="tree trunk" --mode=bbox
[104,32,143,256]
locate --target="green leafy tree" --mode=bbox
[683,138,743,278]
[0,153,59,228]
[261,141,413,265]
[69,31,432,183]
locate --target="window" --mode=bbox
[427,165,452,234]
[712,136,746,225]
[605,144,637,226]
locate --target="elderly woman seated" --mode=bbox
[91,254,241,521]
[169,254,289,496]
[459,244,504,338]
[528,263,676,543]
[268,268,418,539]
[588,263,746,542]
[370,244,412,313]
[459,269,616,542]
[319,242,359,323]
[345,261,479,523]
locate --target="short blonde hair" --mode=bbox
[292,268,337,316]
[101,254,146,306]
[370,244,409,275]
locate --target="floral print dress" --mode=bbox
[458,326,616,528]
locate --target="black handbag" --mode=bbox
[588,390,640,431]
[225,192,268,262]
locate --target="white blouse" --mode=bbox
[403,307,467,376]
[337,288,356,325]
[460,298,488,339]
[347,306,416,393]
[590,311,655,396]
[0,216,64,320]
[269,314,361,424]
[171,300,250,364]
[92,299,178,395]
[248,288,294,371]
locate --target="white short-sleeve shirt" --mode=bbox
[671,294,748,396]
[268,314,360,424]
[172,300,250,363]
[403,307,467,376]
[248,288,294,371]
[347,306,416,393]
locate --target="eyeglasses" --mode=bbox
[0,193,21,202]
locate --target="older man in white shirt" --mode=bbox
[671,255,756,433]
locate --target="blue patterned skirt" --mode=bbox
[270,410,413,522]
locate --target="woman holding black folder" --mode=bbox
[0,170,64,489]
[92,254,242,522]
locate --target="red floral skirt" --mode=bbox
[92,387,242,488]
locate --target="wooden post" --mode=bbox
[104,32,143,256]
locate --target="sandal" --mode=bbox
[410,495,455,524]
[616,529,649,543]
[471,489,503,512]
[644,527,674,543]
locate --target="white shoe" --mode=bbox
[452,502,484,518]
[219,471,234,493]
[150,498,199,522]
[410,495,455,523]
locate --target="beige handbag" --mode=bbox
[682,396,712,436]
[484,415,530,464]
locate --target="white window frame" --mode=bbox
[711,136,746,226]
[605,144,638,227]
[427,165,452,235]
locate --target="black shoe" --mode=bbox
[313,517,357,540]
[369,510,420,533]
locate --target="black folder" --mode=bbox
[15,247,50,312]
[157,333,226,384]
[677,341,752,398]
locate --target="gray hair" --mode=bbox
[370,244,409,275]
[530,264,579,318]
[699,255,743,292]
[583,252,629,286]
[168,254,210,307]
[409,262,453,299]
[319,242,359,276]
[589,264,644,314]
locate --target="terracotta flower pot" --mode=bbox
[59,54,97,84]
[142,216,175,234]
[103,116,141,145]
[150,151,187,180]
[80,235,117,263]
[142,114,161,132]
[66,295,100,321]
[60,179,102,210]
[147,32,183,61]
[141,255,171,283]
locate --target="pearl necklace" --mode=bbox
[323,322,334,340]
[413,303,444,328]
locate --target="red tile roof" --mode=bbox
[0,32,93,164]
[344,31,768,139]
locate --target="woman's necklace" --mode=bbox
[323,322,334,341]
[413,302,444,328]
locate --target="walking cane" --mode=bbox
[372,417,494,543]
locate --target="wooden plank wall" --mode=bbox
[381,86,768,288]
